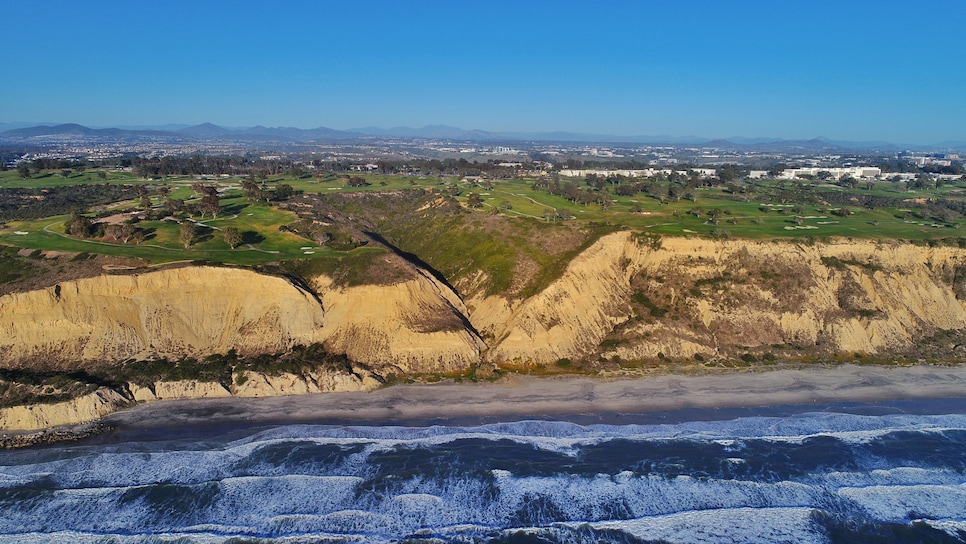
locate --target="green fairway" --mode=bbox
[3,168,966,268]
[447,177,966,241]
[0,196,357,265]
[0,169,150,188]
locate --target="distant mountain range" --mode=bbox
[1,122,963,151]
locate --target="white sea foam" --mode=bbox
[839,483,966,522]
[923,519,966,539]
[2,411,966,541]
[577,507,826,544]
[217,412,966,457]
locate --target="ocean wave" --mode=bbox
[227,412,966,452]
[3,410,966,542]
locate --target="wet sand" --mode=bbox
[102,364,966,433]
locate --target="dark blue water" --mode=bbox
[2,401,966,543]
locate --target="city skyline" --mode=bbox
[2,0,963,146]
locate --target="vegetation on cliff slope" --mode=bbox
[6,169,966,411]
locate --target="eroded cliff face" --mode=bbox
[0,265,484,373]
[3,237,965,372]
[0,266,326,368]
[4,235,966,431]
[0,388,129,431]
[473,232,966,364]
[312,270,484,373]
[0,365,385,430]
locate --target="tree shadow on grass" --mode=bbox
[222,202,247,215]
[242,231,265,245]
[194,225,214,244]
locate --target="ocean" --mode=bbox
[2,399,966,543]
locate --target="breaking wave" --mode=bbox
[2,410,966,542]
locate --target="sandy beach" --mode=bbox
[102,363,966,431]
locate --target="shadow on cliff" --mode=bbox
[362,231,460,299]
[363,230,485,344]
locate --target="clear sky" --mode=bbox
[2,0,963,144]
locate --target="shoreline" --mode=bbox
[101,363,966,432]
[5,362,966,448]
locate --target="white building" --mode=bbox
[780,166,881,180]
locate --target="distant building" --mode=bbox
[780,167,881,180]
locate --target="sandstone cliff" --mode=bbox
[0,365,385,430]
[0,387,129,431]
[3,237,966,372]
[0,266,326,368]
[0,265,484,372]
[473,232,966,364]
[312,269,484,373]
[4,235,966,432]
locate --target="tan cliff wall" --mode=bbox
[0,266,327,368]
[312,269,485,373]
[0,366,384,430]
[473,232,966,364]
[0,388,129,431]
[4,235,966,431]
[0,265,483,372]
[2,235,965,376]
[470,232,648,363]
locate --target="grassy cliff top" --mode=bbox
[3,169,966,298]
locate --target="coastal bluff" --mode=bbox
[0,265,482,371]
[471,233,966,364]
[3,235,966,372]
[4,235,966,431]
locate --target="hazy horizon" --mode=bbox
[2,0,963,146]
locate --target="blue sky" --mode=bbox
[2,0,963,144]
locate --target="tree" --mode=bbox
[106,222,139,243]
[274,184,294,201]
[191,183,218,197]
[200,194,221,218]
[17,163,30,179]
[467,192,483,208]
[164,198,184,214]
[119,223,138,243]
[179,222,195,248]
[223,226,242,248]
[64,211,94,237]
[105,223,124,241]
[242,176,258,193]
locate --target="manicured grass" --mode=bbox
[0,169,148,188]
[4,169,966,270]
[0,197,348,265]
[449,177,966,241]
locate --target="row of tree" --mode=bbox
[177,223,242,249]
